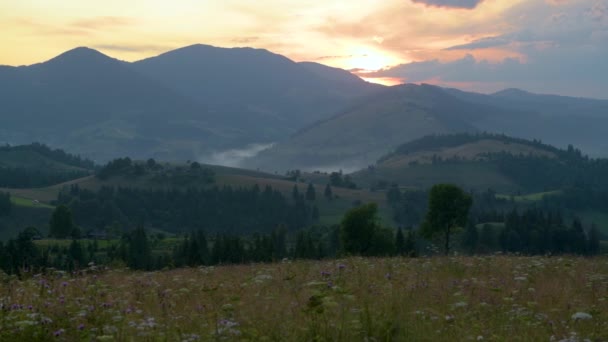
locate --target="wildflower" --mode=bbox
[78,323,85,330]
[571,312,592,321]
[385,273,391,280]
[61,281,69,287]
[321,271,331,277]
[53,329,65,337]
[338,263,346,270]
[452,301,467,309]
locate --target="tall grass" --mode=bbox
[1,256,607,341]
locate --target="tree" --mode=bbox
[341,203,378,255]
[395,227,405,255]
[306,183,316,201]
[292,185,300,201]
[0,192,11,216]
[421,184,472,255]
[127,225,151,270]
[49,205,74,238]
[324,184,333,200]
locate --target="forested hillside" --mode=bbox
[0,143,94,188]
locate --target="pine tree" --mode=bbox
[306,183,316,201]
[324,184,333,201]
[292,185,300,201]
[127,226,151,270]
[395,227,405,255]
[49,205,74,238]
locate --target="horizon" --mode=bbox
[2,43,607,100]
[1,0,606,98]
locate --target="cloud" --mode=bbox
[367,44,608,98]
[231,36,260,44]
[411,0,484,9]
[70,16,134,30]
[91,44,173,54]
[445,36,511,50]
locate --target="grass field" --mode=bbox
[1,256,607,341]
[496,190,562,203]
[10,196,55,209]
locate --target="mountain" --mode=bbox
[248,83,608,172]
[352,133,602,193]
[130,44,380,132]
[0,45,379,163]
[0,47,232,162]
[245,84,513,172]
[444,87,608,157]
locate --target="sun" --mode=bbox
[342,46,401,72]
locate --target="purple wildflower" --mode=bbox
[53,329,65,337]
[338,263,346,270]
[78,323,85,331]
[321,271,331,278]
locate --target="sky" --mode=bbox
[0,0,606,98]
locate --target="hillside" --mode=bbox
[248,83,608,172]
[0,47,232,162]
[0,143,94,188]
[0,45,379,163]
[246,84,505,172]
[131,45,380,129]
[353,133,604,193]
[444,87,608,157]
[0,159,389,239]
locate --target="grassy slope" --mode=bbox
[353,138,559,193]
[1,256,607,341]
[0,149,89,171]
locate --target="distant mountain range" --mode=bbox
[0,45,379,162]
[1,44,606,168]
[249,84,608,172]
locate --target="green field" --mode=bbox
[496,190,562,203]
[10,196,55,209]
[1,256,606,341]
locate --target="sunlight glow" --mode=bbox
[360,77,404,86]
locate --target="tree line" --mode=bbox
[56,183,317,235]
[462,208,601,255]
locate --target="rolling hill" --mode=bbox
[0,158,389,240]
[444,87,608,157]
[0,143,94,188]
[248,84,608,172]
[246,84,509,172]
[352,133,604,193]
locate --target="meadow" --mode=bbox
[1,256,607,341]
